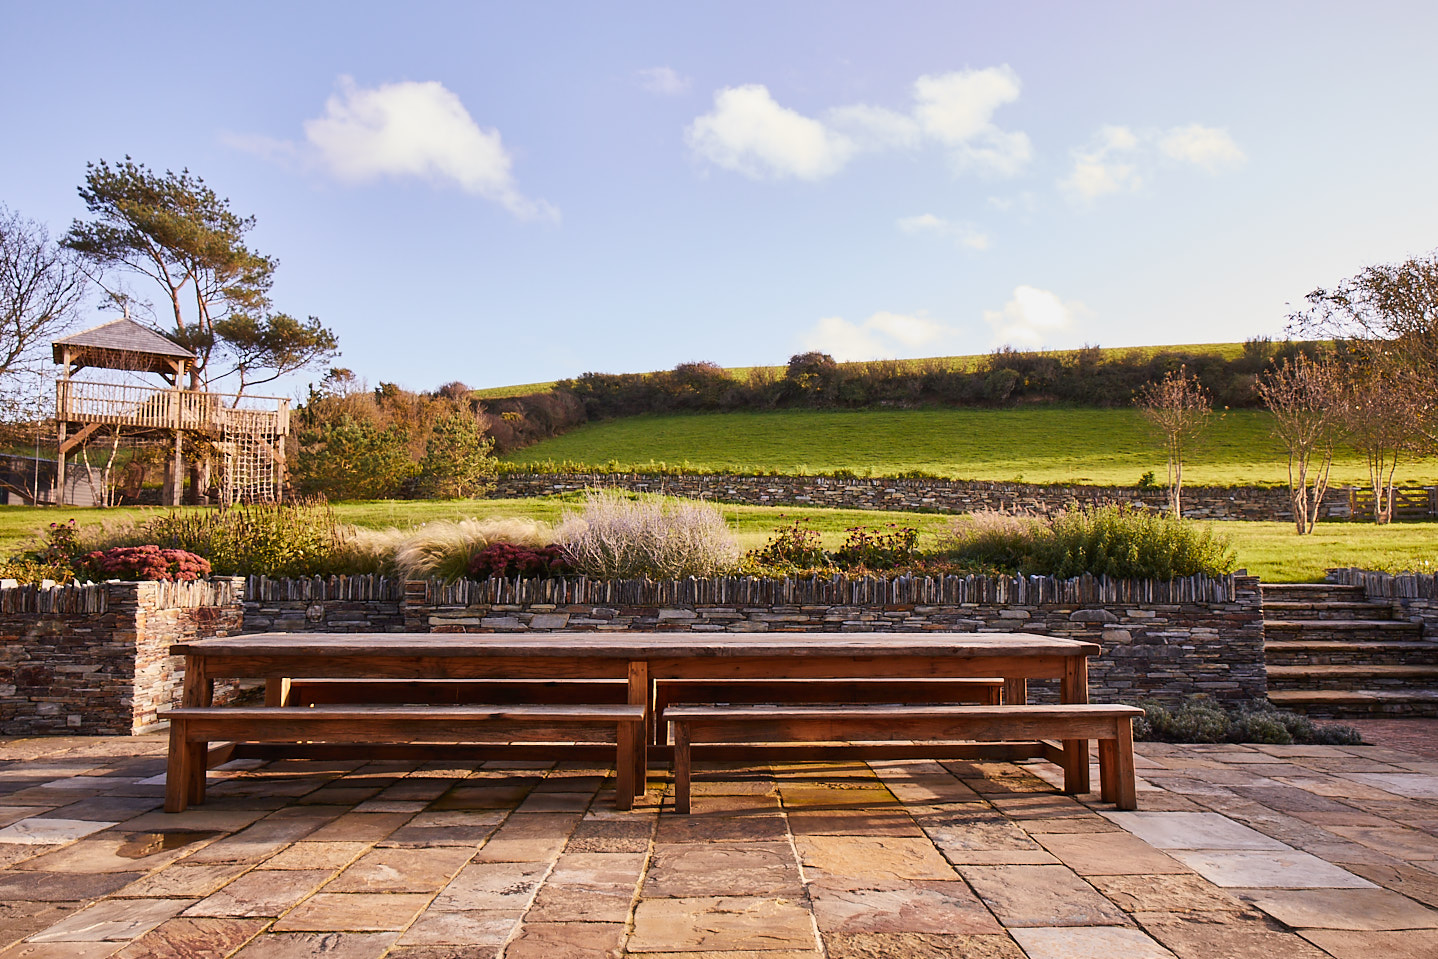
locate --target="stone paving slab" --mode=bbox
[2,732,1438,956]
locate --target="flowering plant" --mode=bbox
[82,545,212,582]
[466,542,571,579]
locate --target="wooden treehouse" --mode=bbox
[52,319,290,506]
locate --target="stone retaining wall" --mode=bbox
[406,573,1267,706]
[1330,568,1438,638]
[491,471,1370,522]
[0,578,245,736]
[242,576,406,633]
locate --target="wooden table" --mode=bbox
[170,631,1101,798]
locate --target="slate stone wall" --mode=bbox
[0,579,245,735]
[406,573,1267,706]
[240,576,406,633]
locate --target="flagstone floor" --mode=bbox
[0,732,1435,959]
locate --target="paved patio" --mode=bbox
[0,732,1435,959]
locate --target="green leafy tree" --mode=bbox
[63,157,336,392]
[417,412,496,499]
[292,416,417,501]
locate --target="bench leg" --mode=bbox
[673,721,691,815]
[165,717,190,813]
[1113,718,1137,810]
[1098,737,1118,804]
[614,724,635,811]
[187,739,207,805]
[1003,677,1027,705]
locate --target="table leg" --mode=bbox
[1003,677,1027,705]
[1060,656,1091,795]
[628,660,649,800]
[265,678,292,706]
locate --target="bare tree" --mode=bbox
[1,204,88,390]
[1258,355,1348,535]
[1135,366,1211,517]
[1342,364,1422,524]
[1292,250,1438,450]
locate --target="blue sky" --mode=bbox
[4,1,1438,395]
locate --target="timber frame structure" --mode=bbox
[52,319,290,506]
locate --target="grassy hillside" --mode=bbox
[472,341,1254,399]
[2,499,1433,583]
[500,408,1438,488]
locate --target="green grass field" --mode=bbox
[501,408,1438,488]
[4,499,1434,583]
[472,342,1256,399]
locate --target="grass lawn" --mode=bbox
[4,498,1435,584]
[502,408,1438,488]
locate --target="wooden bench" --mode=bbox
[284,678,629,706]
[666,703,1142,814]
[654,678,1005,744]
[165,703,647,814]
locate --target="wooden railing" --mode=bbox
[55,380,290,434]
[1344,486,1438,522]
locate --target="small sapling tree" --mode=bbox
[1135,366,1211,517]
[1257,355,1348,535]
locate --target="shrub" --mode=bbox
[97,500,345,578]
[833,524,919,570]
[749,517,827,569]
[938,510,1045,572]
[556,489,740,579]
[81,545,211,582]
[292,415,418,500]
[1028,504,1235,579]
[1131,696,1362,745]
[416,412,497,498]
[467,542,570,579]
[391,518,554,581]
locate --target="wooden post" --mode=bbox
[170,429,184,507]
[674,720,691,814]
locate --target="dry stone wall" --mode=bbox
[0,578,245,736]
[242,576,406,633]
[491,471,1375,522]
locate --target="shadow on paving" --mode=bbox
[0,733,1435,958]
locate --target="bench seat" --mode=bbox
[166,703,646,814]
[666,703,1142,814]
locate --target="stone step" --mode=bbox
[1261,584,1366,603]
[1267,688,1438,719]
[1266,664,1438,691]
[1262,600,1398,621]
[1264,640,1438,667]
[1263,620,1423,643]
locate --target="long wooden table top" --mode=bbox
[172,631,1099,660]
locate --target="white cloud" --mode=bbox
[983,286,1086,346]
[638,66,691,96]
[685,84,856,180]
[824,104,921,151]
[232,77,556,220]
[800,310,958,361]
[1061,125,1142,201]
[686,65,1029,180]
[1159,124,1245,172]
[896,213,990,251]
[913,67,1031,176]
[988,191,1038,214]
[1062,122,1245,202]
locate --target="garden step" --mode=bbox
[1263,620,1423,643]
[1266,664,1438,691]
[1262,600,1399,621]
[1261,584,1366,603]
[1264,640,1438,668]
[1267,688,1438,719]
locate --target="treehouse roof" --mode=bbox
[52,319,196,375]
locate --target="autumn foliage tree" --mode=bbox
[1135,366,1211,517]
